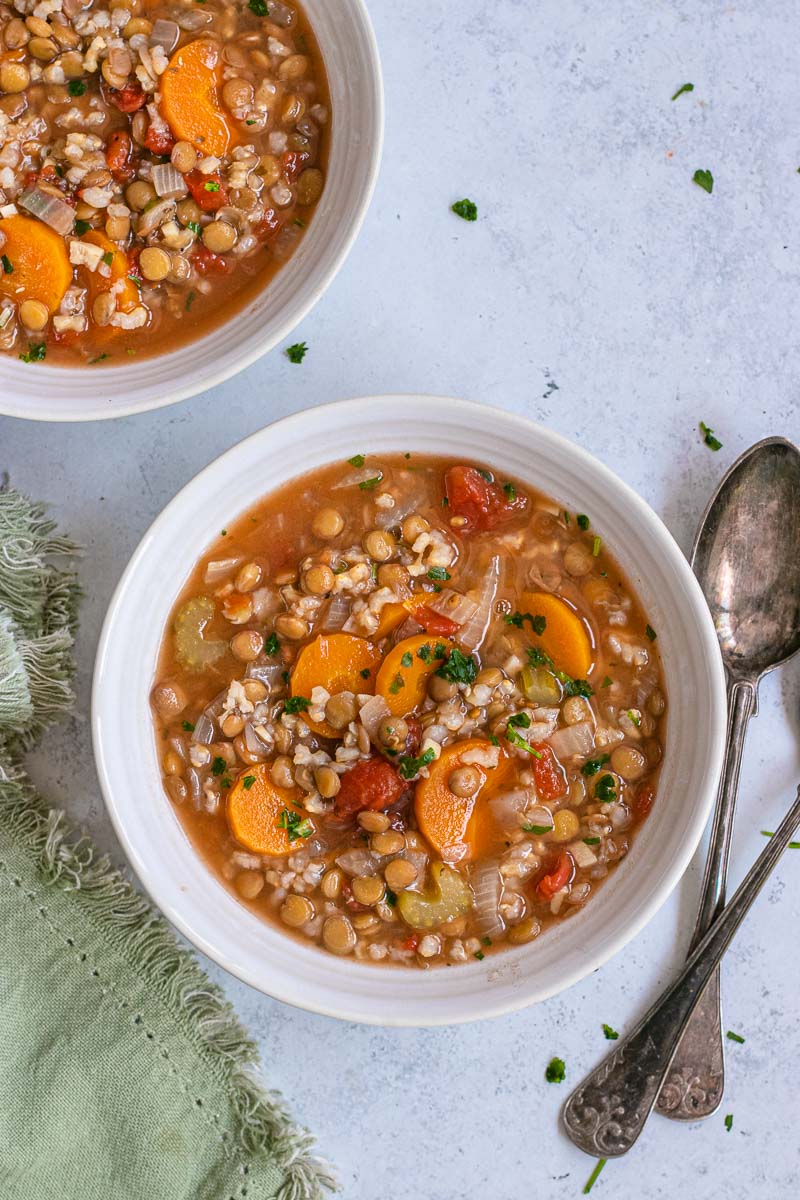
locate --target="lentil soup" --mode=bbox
[0,0,329,364]
[151,455,667,968]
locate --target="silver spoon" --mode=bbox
[656,436,800,1120]
[562,785,800,1156]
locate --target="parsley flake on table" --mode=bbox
[545,1056,566,1083]
[671,82,694,100]
[761,830,800,848]
[724,1113,733,1132]
[700,420,723,450]
[286,341,308,363]
[726,1030,746,1044]
[582,1159,607,1194]
[602,1023,619,1040]
[451,197,478,222]
[693,168,714,194]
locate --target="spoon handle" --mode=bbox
[562,784,800,1158]
[656,678,756,1119]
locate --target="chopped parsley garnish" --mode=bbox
[400,651,413,668]
[693,168,714,194]
[1,254,12,274]
[19,343,46,363]
[101,250,114,267]
[264,631,280,656]
[211,756,227,776]
[221,776,232,788]
[347,453,365,467]
[435,647,477,684]
[577,513,590,531]
[248,0,268,13]
[545,1057,565,1083]
[503,481,516,501]
[563,510,570,524]
[700,420,722,451]
[360,667,371,678]
[481,936,492,946]
[203,180,221,192]
[506,713,543,758]
[333,562,349,574]
[522,823,553,835]
[89,353,110,364]
[385,888,397,906]
[601,675,613,688]
[627,709,641,727]
[508,711,531,729]
[488,734,499,746]
[286,341,307,363]
[68,78,86,96]
[592,536,602,557]
[74,219,92,236]
[582,1159,607,1194]
[527,646,553,669]
[583,836,601,846]
[427,566,451,581]
[281,669,290,684]
[726,1030,745,1044]
[761,830,800,848]
[595,774,617,803]
[505,611,547,635]
[671,82,694,100]
[602,1023,619,1040]
[242,775,256,790]
[283,696,311,714]
[477,468,493,482]
[388,673,405,695]
[358,475,382,491]
[474,950,485,961]
[645,624,657,641]
[185,291,196,311]
[451,197,478,221]
[186,220,201,236]
[562,677,593,698]
[181,720,195,732]
[724,1114,733,1132]
[128,274,142,287]
[278,808,313,842]
[581,754,610,777]
[398,748,436,779]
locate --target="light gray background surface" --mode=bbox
[2,1,799,1196]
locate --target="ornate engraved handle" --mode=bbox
[563,785,800,1158]
[656,678,756,1120]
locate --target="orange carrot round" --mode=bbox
[81,230,140,333]
[414,739,512,862]
[518,590,593,679]
[227,764,307,856]
[375,633,453,717]
[0,214,71,314]
[290,633,382,738]
[160,38,237,157]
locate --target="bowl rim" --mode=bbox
[0,0,384,424]
[92,394,727,1024]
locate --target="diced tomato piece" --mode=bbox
[143,122,175,156]
[636,783,656,818]
[255,206,282,241]
[192,244,231,275]
[400,933,419,952]
[105,81,147,113]
[531,744,568,801]
[106,130,134,182]
[537,852,574,900]
[334,757,406,818]
[415,605,460,637]
[444,465,527,533]
[185,170,229,212]
[282,150,310,182]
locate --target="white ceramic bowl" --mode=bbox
[93,395,727,1025]
[0,1,382,423]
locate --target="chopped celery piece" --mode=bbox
[520,664,561,705]
[397,862,473,930]
[173,596,227,670]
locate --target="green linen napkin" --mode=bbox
[0,484,334,1200]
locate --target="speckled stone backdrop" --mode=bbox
[1,1,799,1197]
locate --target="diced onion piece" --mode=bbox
[191,713,215,744]
[243,722,270,757]
[358,694,390,741]
[19,188,75,236]
[153,163,188,200]
[488,788,534,831]
[150,17,180,51]
[458,555,499,651]
[427,589,479,626]
[244,662,285,689]
[332,467,383,490]
[547,720,595,760]
[320,594,351,631]
[335,848,382,876]
[203,556,242,584]
[470,859,505,938]
[569,840,597,868]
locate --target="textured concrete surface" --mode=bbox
[1,1,799,1197]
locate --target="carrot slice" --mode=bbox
[290,633,382,738]
[518,590,593,679]
[227,764,307,856]
[415,739,512,863]
[160,38,237,157]
[80,230,139,337]
[372,593,430,641]
[0,214,71,314]
[375,633,453,717]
